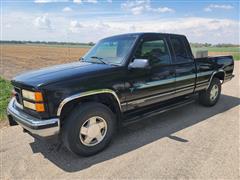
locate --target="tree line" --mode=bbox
[0,40,95,46]
[190,42,239,48]
[0,40,239,48]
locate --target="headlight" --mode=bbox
[22,90,43,102]
[22,89,45,112]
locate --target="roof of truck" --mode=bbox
[106,32,185,38]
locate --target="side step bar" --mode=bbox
[122,98,195,126]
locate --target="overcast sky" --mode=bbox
[1,0,240,44]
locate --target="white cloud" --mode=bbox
[34,0,68,3]
[3,11,239,44]
[121,0,150,15]
[65,17,239,44]
[73,0,81,3]
[62,7,72,12]
[153,7,174,13]
[69,20,111,33]
[96,22,111,28]
[69,20,84,33]
[121,0,174,15]
[204,4,234,12]
[86,0,97,3]
[33,14,53,30]
[73,0,98,4]
[107,0,112,3]
[2,12,68,41]
[5,24,12,29]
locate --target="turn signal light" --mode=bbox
[35,103,45,112]
[35,92,43,102]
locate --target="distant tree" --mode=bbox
[214,43,239,47]
[88,42,94,46]
[204,43,212,47]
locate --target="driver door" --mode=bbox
[125,35,176,110]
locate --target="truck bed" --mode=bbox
[195,55,234,82]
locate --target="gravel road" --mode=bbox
[1,62,239,179]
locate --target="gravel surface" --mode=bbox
[0,62,239,179]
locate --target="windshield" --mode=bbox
[82,35,138,65]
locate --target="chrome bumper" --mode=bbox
[7,98,59,137]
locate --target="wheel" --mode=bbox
[199,77,221,106]
[62,102,116,156]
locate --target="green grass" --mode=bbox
[0,77,12,121]
[232,54,240,60]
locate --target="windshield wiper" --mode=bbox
[90,56,107,64]
[80,57,92,64]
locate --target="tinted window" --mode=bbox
[135,39,171,65]
[171,36,192,63]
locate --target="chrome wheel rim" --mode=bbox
[79,116,107,146]
[210,84,219,101]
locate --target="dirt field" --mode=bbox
[0,44,238,80]
[0,45,89,80]
[208,51,238,56]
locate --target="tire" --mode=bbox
[62,102,116,156]
[199,77,221,106]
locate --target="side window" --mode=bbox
[135,39,171,65]
[171,37,192,63]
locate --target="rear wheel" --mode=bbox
[199,77,221,106]
[62,102,116,156]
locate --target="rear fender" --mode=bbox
[207,70,225,89]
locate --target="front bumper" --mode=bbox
[7,98,59,137]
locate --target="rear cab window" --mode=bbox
[170,35,193,63]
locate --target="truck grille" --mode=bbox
[14,87,23,105]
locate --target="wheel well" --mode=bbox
[213,71,225,82]
[59,93,121,127]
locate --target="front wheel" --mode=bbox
[62,102,116,156]
[199,77,221,106]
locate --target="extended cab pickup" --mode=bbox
[7,33,234,156]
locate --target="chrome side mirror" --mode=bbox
[128,59,149,69]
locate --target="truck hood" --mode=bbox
[12,62,114,88]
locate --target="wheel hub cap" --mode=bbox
[88,124,101,138]
[79,116,107,146]
[210,84,219,101]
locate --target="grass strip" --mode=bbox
[0,77,12,121]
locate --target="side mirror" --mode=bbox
[128,59,149,69]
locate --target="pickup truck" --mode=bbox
[7,33,234,156]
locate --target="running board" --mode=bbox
[122,98,195,126]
